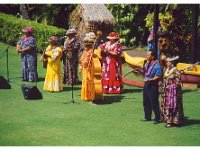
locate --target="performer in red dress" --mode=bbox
[98,32,123,94]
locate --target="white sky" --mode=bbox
[0,0,200,4]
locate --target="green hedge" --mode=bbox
[0,13,66,51]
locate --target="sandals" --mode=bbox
[166,124,172,128]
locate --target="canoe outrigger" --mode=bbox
[123,51,200,87]
[177,62,200,84]
[122,51,145,88]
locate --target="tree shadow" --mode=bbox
[37,77,45,82]
[93,95,125,105]
[123,88,143,94]
[182,89,198,94]
[9,76,22,80]
[62,86,81,91]
[181,116,200,127]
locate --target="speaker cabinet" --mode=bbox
[0,76,11,89]
[21,84,42,100]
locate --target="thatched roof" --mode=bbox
[69,4,116,48]
[81,4,115,26]
[69,4,116,30]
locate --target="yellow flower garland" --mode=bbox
[164,67,176,78]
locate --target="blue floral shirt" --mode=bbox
[144,60,162,79]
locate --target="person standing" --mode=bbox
[143,50,162,124]
[63,29,80,85]
[160,57,184,128]
[98,32,123,94]
[43,36,63,92]
[16,26,37,82]
[79,32,96,101]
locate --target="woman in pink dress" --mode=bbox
[98,32,123,94]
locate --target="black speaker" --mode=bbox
[0,76,11,89]
[21,84,42,100]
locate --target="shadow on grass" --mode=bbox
[37,77,45,82]
[93,95,125,105]
[10,77,45,82]
[123,88,143,93]
[9,76,22,80]
[62,86,81,91]
[182,89,198,94]
[41,91,82,105]
[182,116,200,127]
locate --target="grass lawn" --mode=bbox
[0,42,200,146]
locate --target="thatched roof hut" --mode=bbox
[69,4,116,45]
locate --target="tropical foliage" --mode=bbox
[107,4,151,47]
[0,4,76,29]
[0,13,66,51]
[145,12,174,31]
[145,5,200,62]
[0,4,200,62]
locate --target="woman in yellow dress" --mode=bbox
[79,32,103,101]
[79,33,95,101]
[43,36,63,92]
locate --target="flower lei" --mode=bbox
[51,46,59,61]
[144,60,158,77]
[164,67,176,78]
[106,42,114,51]
[80,48,93,68]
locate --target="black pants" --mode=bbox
[143,83,160,121]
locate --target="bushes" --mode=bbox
[0,13,66,51]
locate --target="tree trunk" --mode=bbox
[19,4,29,19]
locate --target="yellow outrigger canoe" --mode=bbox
[123,51,200,86]
[177,63,200,84]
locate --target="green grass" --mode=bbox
[0,41,200,146]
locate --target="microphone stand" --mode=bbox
[71,65,75,103]
[64,53,80,104]
[6,46,10,82]
[35,49,38,87]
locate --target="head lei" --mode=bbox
[107,32,120,40]
[167,56,179,62]
[49,36,59,43]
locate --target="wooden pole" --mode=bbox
[191,5,199,63]
[153,4,159,59]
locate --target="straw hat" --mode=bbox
[83,32,96,46]
[22,27,34,33]
[66,29,77,36]
[107,32,120,40]
[88,32,96,40]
